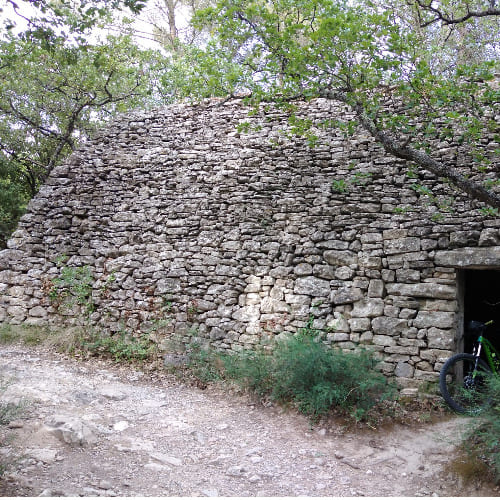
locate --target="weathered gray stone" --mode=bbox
[351,299,384,318]
[479,229,500,247]
[294,277,331,296]
[367,279,385,298]
[323,250,358,267]
[394,362,415,378]
[371,317,408,336]
[349,317,371,332]
[384,237,420,255]
[413,311,455,329]
[330,287,364,305]
[44,415,98,446]
[426,327,455,349]
[386,283,455,300]
[435,246,500,268]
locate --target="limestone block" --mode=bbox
[384,305,399,318]
[394,362,415,378]
[426,327,454,349]
[419,349,453,363]
[386,283,455,300]
[327,313,349,332]
[335,266,355,280]
[399,308,417,319]
[386,252,428,267]
[351,298,384,318]
[416,360,434,371]
[360,331,373,343]
[294,263,313,276]
[413,311,455,329]
[330,287,363,305]
[313,265,336,279]
[383,228,408,239]
[293,276,331,297]
[367,279,385,298]
[260,297,289,314]
[349,317,371,332]
[449,231,480,248]
[6,305,26,322]
[28,306,47,318]
[155,278,181,294]
[323,250,358,266]
[232,305,260,322]
[245,293,261,305]
[360,233,383,244]
[395,269,420,283]
[479,228,500,247]
[373,335,397,346]
[384,237,420,255]
[358,256,382,269]
[435,247,500,268]
[384,345,420,355]
[328,332,350,342]
[245,283,261,293]
[371,316,408,336]
[413,369,439,381]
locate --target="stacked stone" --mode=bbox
[0,98,499,388]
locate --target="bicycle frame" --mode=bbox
[476,336,500,374]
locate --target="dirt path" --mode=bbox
[0,344,497,497]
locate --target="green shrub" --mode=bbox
[269,335,393,420]
[187,328,394,422]
[83,331,157,363]
[467,373,500,484]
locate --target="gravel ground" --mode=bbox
[0,343,497,497]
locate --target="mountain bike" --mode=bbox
[439,320,499,414]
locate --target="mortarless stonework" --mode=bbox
[1,98,499,389]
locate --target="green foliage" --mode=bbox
[50,260,95,314]
[0,23,165,243]
[0,323,52,346]
[0,157,29,248]
[267,335,393,420]
[331,179,349,193]
[467,374,500,484]
[83,330,157,362]
[176,0,500,208]
[187,326,394,421]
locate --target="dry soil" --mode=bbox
[0,343,498,497]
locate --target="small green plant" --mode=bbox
[331,179,349,193]
[462,374,500,484]
[393,206,412,214]
[351,172,372,186]
[49,259,94,315]
[83,330,157,363]
[0,324,52,346]
[410,183,434,198]
[479,207,499,217]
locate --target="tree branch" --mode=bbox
[319,89,500,208]
[414,0,500,27]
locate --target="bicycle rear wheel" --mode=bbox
[439,353,491,414]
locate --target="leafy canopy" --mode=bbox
[168,0,500,208]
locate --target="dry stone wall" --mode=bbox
[1,98,499,390]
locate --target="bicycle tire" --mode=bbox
[439,353,491,414]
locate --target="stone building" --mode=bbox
[1,98,499,390]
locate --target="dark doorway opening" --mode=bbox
[463,270,500,355]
